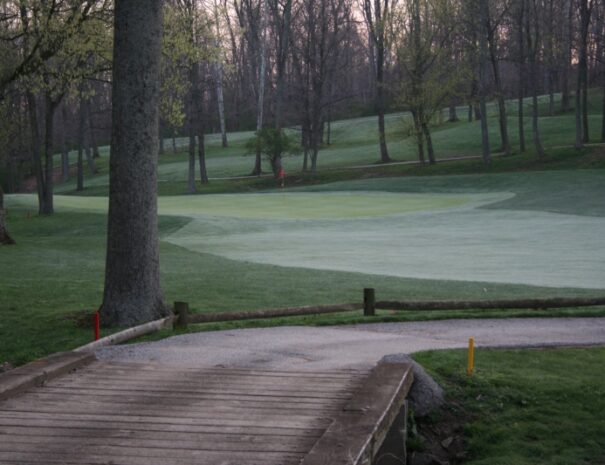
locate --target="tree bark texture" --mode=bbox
[487,15,511,156]
[247,0,267,176]
[77,97,85,192]
[526,0,545,158]
[214,61,228,148]
[578,0,592,144]
[191,63,208,185]
[0,186,15,245]
[560,0,572,112]
[60,104,70,182]
[101,0,169,328]
[26,92,45,213]
[273,0,292,131]
[517,0,526,153]
[79,96,97,175]
[478,0,491,165]
[41,93,57,215]
[86,100,101,159]
[363,0,391,163]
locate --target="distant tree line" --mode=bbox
[1,0,605,222]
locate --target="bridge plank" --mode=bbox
[0,358,411,465]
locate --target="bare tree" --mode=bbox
[363,0,395,163]
[269,0,293,131]
[397,0,463,165]
[560,0,573,112]
[292,0,352,172]
[212,0,228,148]
[576,0,595,147]
[478,0,492,164]
[515,0,526,153]
[486,0,511,156]
[525,0,545,158]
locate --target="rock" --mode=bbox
[381,354,445,417]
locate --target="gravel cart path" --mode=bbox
[96,317,605,371]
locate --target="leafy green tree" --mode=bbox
[396,0,467,165]
[246,128,299,176]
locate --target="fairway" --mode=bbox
[7,184,605,290]
[7,191,505,219]
[168,199,605,290]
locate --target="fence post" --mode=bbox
[174,301,189,329]
[364,288,375,316]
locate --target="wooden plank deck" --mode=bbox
[0,359,412,465]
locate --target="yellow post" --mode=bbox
[467,337,475,376]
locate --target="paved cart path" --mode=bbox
[97,317,605,371]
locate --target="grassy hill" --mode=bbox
[2,90,605,367]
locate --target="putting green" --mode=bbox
[6,191,509,220]
[8,190,604,289]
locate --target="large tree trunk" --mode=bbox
[197,132,208,184]
[560,0,572,112]
[159,120,165,155]
[80,98,97,174]
[478,0,491,165]
[86,100,101,159]
[363,0,391,163]
[487,15,511,156]
[575,64,584,148]
[448,104,458,122]
[421,122,436,165]
[526,0,545,159]
[579,0,592,143]
[411,109,425,164]
[101,0,169,327]
[77,95,85,191]
[0,186,15,245]
[191,63,208,185]
[187,132,196,193]
[60,104,70,182]
[214,61,228,148]
[273,0,292,131]
[517,0,526,153]
[376,43,391,163]
[187,85,197,194]
[26,92,45,213]
[251,0,267,176]
[41,93,57,215]
[602,81,605,142]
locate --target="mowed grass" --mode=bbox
[414,347,605,465]
[3,168,605,366]
[3,90,605,366]
[54,90,605,197]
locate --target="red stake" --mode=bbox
[93,312,100,341]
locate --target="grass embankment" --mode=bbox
[415,346,605,465]
[55,89,605,197]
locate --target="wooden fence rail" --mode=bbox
[77,291,605,350]
[373,296,605,312]
[183,303,362,325]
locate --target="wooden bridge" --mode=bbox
[0,352,413,465]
